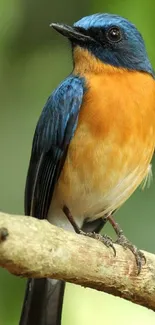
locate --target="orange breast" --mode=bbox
[52,61,155,221]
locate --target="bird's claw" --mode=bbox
[107,215,146,274]
[79,230,116,256]
[115,234,146,274]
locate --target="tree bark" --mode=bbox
[0,212,155,311]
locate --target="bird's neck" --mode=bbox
[73,46,125,75]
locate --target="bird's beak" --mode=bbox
[50,23,93,42]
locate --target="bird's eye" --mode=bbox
[107,27,122,42]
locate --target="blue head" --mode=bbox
[51,13,154,76]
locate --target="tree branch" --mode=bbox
[0,212,155,311]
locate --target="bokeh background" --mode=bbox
[0,0,155,324]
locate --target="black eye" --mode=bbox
[107,27,122,42]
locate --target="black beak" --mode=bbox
[50,23,93,42]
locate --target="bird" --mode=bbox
[19,13,155,325]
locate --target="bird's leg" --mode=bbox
[63,205,116,255]
[107,214,146,274]
[63,205,81,234]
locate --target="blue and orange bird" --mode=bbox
[19,13,155,325]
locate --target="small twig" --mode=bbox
[0,227,9,242]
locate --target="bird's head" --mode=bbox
[51,13,154,76]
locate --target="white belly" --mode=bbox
[48,164,152,231]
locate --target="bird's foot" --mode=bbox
[107,215,146,274]
[115,233,145,274]
[63,205,116,254]
[79,230,116,256]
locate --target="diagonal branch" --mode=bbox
[0,212,155,311]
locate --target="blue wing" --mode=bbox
[25,75,85,219]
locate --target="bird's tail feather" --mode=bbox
[19,278,65,325]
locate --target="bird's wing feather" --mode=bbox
[25,75,85,219]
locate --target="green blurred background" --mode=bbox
[0,0,155,324]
